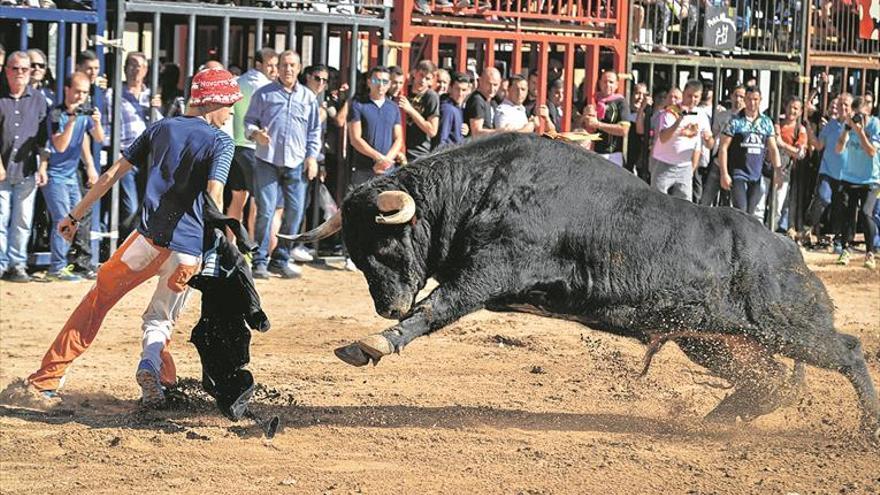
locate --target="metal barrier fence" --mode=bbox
[408,0,626,45]
[631,0,806,57]
[630,59,802,120]
[808,0,880,56]
[1,2,107,267]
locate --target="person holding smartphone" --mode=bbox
[651,79,713,201]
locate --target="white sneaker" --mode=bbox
[344,258,357,272]
[284,261,304,276]
[291,245,314,263]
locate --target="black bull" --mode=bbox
[292,133,879,434]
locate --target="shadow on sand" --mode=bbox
[0,378,835,445]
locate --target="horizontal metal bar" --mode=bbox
[0,6,98,23]
[806,54,880,70]
[123,0,387,28]
[630,52,801,72]
[412,13,612,36]
[419,0,613,24]
[407,24,620,45]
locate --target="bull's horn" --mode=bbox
[277,211,342,243]
[375,191,416,225]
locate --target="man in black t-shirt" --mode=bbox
[582,71,631,167]
[399,60,440,162]
[464,67,502,139]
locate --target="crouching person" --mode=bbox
[26,68,242,406]
[189,196,270,420]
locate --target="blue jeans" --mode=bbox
[0,175,38,272]
[806,174,840,228]
[42,179,82,273]
[731,177,763,215]
[253,159,308,269]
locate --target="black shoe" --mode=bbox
[3,266,32,283]
[268,263,301,279]
[252,266,270,280]
[72,265,98,280]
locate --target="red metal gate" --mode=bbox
[393,0,629,131]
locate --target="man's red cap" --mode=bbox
[189,68,242,107]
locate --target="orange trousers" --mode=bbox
[28,232,200,391]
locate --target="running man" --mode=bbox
[26,68,242,406]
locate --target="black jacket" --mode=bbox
[189,197,270,420]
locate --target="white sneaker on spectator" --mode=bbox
[283,262,304,277]
[344,258,357,272]
[291,245,314,263]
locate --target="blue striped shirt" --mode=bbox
[243,81,322,168]
[123,116,233,256]
[103,85,162,150]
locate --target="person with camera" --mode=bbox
[803,93,851,250]
[650,79,712,201]
[831,96,879,269]
[43,72,104,281]
[65,50,109,280]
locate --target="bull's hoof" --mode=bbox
[704,407,739,424]
[704,385,789,424]
[334,335,393,367]
[334,344,373,367]
[358,334,394,358]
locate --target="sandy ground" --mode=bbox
[0,250,878,494]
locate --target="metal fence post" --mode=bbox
[110,0,125,253]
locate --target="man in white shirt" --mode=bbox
[650,79,713,201]
[494,74,538,133]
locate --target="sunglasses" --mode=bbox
[31,63,46,69]
[312,75,328,83]
[371,77,391,85]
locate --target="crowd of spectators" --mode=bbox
[623,74,879,269]
[1,39,878,285]
[628,0,876,55]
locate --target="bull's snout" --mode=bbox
[377,304,410,320]
[375,296,413,320]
